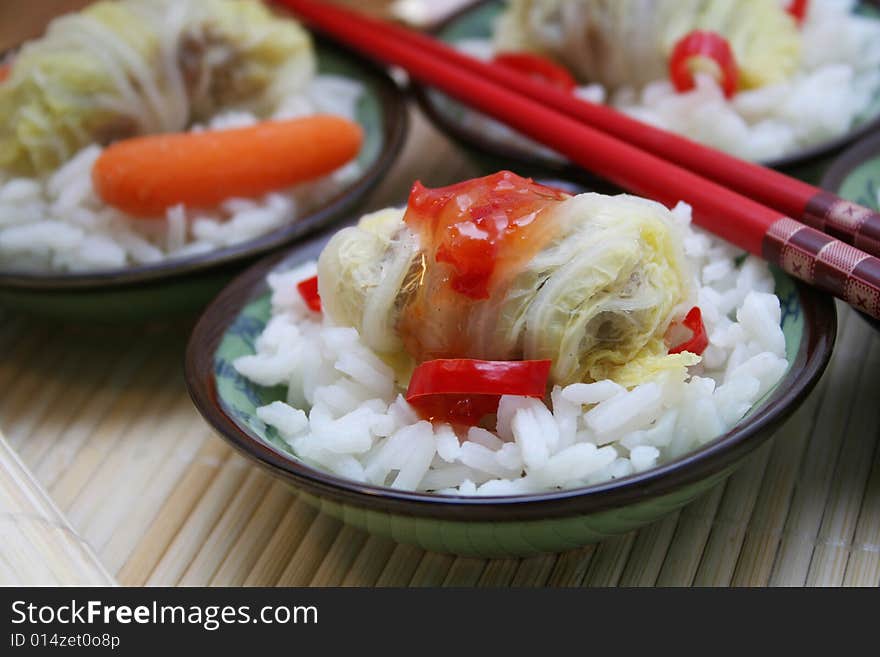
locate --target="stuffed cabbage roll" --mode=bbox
[494,0,802,92]
[0,0,314,175]
[318,172,697,388]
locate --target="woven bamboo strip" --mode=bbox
[510,554,556,586]
[179,467,276,585]
[5,325,152,449]
[27,343,153,487]
[0,432,114,586]
[101,417,210,572]
[48,356,176,510]
[309,525,371,586]
[243,497,318,586]
[16,342,146,474]
[146,450,250,585]
[0,551,23,584]
[692,441,774,586]
[409,552,455,586]
[4,346,98,448]
[68,374,185,537]
[441,557,487,586]
[210,481,295,586]
[842,445,880,586]
[546,545,596,586]
[91,402,206,569]
[375,543,425,586]
[0,324,54,400]
[476,559,519,586]
[2,338,87,442]
[116,436,229,585]
[60,396,184,558]
[1,331,64,439]
[806,335,880,585]
[618,513,681,586]
[582,533,636,587]
[770,308,871,585]
[275,513,343,586]
[729,368,831,585]
[656,485,725,585]
[340,536,399,586]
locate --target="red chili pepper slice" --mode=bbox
[668,307,709,356]
[405,358,552,425]
[786,0,809,26]
[296,275,321,312]
[669,30,739,98]
[492,52,577,92]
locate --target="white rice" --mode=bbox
[0,75,364,273]
[233,201,789,496]
[448,0,880,162]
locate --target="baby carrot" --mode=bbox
[92,115,363,217]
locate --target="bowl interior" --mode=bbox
[415,0,880,176]
[192,229,830,517]
[0,39,407,290]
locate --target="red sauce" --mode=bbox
[398,171,568,362]
[404,171,568,299]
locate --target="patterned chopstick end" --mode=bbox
[804,190,880,259]
[763,217,880,318]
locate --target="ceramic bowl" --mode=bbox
[412,0,880,188]
[185,213,837,558]
[821,131,880,330]
[0,40,408,323]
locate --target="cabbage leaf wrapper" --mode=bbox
[0,0,314,175]
[318,174,697,389]
[494,0,802,92]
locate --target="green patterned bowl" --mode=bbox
[185,224,837,557]
[0,39,408,323]
[821,131,880,330]
[412,0,880,187]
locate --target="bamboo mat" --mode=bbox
[2,109,880,587]
[0,431,115,586]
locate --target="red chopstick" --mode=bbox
[277,0,880,319]
[278,0,880,260]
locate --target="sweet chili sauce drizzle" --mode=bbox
[404,171,568,299]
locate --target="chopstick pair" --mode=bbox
[289,0,880,253]
[276,0,880,320]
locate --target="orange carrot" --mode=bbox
[92,115,363,217]
[0,62,11,83]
